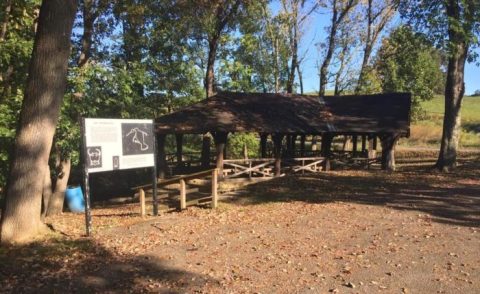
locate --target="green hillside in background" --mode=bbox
[401,95,480,148]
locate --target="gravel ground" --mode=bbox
[1,158,479,293]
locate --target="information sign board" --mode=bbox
[83,118,155,173]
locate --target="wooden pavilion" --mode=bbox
[154,92,411,177]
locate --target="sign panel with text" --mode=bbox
[83,118,155,173]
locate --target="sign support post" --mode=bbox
[81,118,93,236]
[152,131,158,215]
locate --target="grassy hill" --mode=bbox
[400,95,480,148]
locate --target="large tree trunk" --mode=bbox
[286,5,298,94]
[47,158,71,216]
[380,134,399,171]
[41,165,52,222]
[205,36,219,98]
[319,3,339,97]
[436,3,468,171]
[0,0,77,244]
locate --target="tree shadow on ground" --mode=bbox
[224,158,480,228]
[463,122,480,133]
[0,237,217,293]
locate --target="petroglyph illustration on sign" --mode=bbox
[121,123,154,155]
[126,127,149,151]
[87,146,102,168]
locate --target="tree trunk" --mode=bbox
[0,0,77,244]
[356,0,394,93]
[46,158,71,216]
[272,134,284,177]
[319,4,338,97]
[41,166,52,222]
[380,134,399,171]
[436,22,468,170]
[205,36,219,98]
[201,134,211,168]
[356,44,373,93]
[286,6,298,94]
[0,0,11,41]
[213,132,228,179]
[296,63,303,94]
[77,0,96,67]
[321,134,333,171]
[260,133,268,158]
[334,41,348,95]
[176,134,183,167]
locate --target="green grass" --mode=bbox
[404,95,480,148]
[421,95,480,124]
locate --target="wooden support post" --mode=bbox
[223,134,228,160]
[321,134,333,171]
[290,135,297,157]
[321,134,333,157]
[373,136,377,150]
[213,132,228,178]
[201,134,211,168]
[139,189,146,217]
[380,134,399,171]
[179,179,186,210]
[311,136,317,151]
[352,136,358,156]
[260,133,268,158]
[157,134,167,179]
[243,143,248,160]
[211,168,218,208]
[368,135,377,160]
[285,134,292,158]
[361,135,367,153]
[342,135,352,151]
[272,133,284,177]
[300,135,306,157]
[176,134,183,167]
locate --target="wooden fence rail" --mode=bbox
[131,168,219,215]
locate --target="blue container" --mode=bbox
[65,186,85,213]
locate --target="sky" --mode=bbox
[271,2,480,95]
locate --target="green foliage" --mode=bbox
[0,0,40,189]
[373,26,445,119]
[217,2,292,93]
[398,1,480,60]
[227,133,260,159]
[355,66,383,94]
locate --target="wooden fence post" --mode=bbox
[179,179,186,210]
[139,189,146,217]
[211,168,218,208]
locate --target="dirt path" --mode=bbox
[1,159,479,293]
[98,198,479,293]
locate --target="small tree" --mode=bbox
[374,26,445,119]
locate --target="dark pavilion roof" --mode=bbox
[155,92,411,136]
